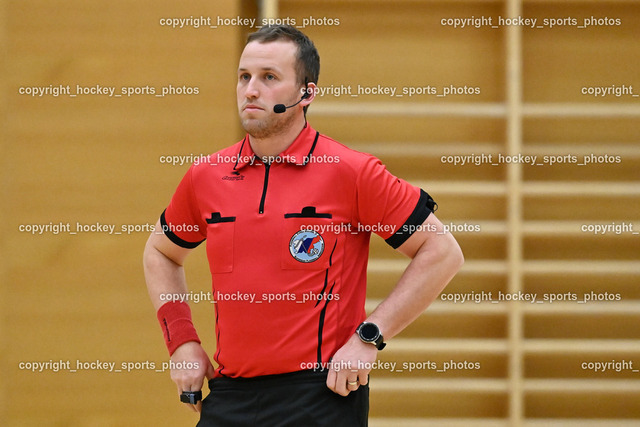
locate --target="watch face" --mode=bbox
[360,323,379,341]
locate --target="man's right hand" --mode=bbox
[170,341,216,413]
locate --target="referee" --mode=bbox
[143,25,464,426]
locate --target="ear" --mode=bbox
[301,81,317,107]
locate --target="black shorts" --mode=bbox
[196,369,369,427]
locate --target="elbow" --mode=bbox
[454,244,465,273]
[142,238,157,279]
[415,232,464,275]
[142,236,155,270]
[444,234,465,275]
[143,234,168,273]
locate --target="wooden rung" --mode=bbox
[367,300,640,317]
[371,378,508,392]
[285,0,506,4]
[351,142,640,158]
[410,180,640,197]
[523,220,640,235]
[411,180,640,197]
[310,101,640,118]
[524,379,640,392]
[523,103,640,118]
[524,260,640,275]
[349,142,503,157]
[525,143,640,157]
[371,338,509,353]
[368,259,639,276]
[412,180,507,196]
[523,301,640,315]
[524,339,640,354]
[311,101,507,118]
[372,220,638,236]
[367,259,508,275]
[367,258,409,272]
[525,420,640,427]
[523,181,640,197]
[370,418,508,427]
[366,299,508,315]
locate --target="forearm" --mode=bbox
[143,239,189,311]
[143,228,212,412]
[367,232,464,340]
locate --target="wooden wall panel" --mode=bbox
[3,1,241,425]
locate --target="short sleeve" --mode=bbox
[356,156,437,249]
[160,166,207,248]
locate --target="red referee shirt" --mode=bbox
[161,123,435,378]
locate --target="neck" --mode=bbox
[249,117,306,160]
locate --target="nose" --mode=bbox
[244,77,259,100]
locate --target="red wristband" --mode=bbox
[156,301,201,355]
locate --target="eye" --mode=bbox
[265,74,276,81]
[239,73,250,81]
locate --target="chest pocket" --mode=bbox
[281,206,342,270]
[205,212,235,273]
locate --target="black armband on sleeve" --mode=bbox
[385,189,437,249]
[160,210,205,249]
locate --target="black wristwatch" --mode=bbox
[356,322,386,350]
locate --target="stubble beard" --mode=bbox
[241,110,298,139]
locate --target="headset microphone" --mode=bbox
[273,92,310,114]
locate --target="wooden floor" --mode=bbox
[2,0,639,425]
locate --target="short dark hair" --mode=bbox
[247,25,320,89]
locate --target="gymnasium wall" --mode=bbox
[2,0,639,426]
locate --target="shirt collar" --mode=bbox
[233,123,320,172]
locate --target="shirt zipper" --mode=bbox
[258,162,271,214]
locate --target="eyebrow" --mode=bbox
[237,66,281,73]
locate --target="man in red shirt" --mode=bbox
[144,25,464,426]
